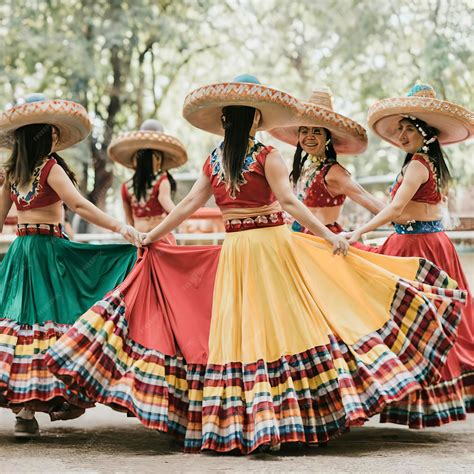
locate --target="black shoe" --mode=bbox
[14,417,40,438]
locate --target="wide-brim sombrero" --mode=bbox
[182,74,302,135]
[0,93,91,151]
[269,89,368,155]
[368,84,474,147]
[108,120,187,171]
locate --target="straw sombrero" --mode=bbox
[368,83,474,147]
[269,89,368,155]
[0,93,91,151]
[182,74,302,135]
[107,119,187,171]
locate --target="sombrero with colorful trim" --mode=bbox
[269,88,368,154]
[0,93,91,151]
[368,83,474,147]
[108,119,187,171]
[182,74,302,135]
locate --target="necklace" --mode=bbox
[307,154,326,166]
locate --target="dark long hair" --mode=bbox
[290,128,337,184]
[221,105,256,195]
[132,149,176,202]
[5,123,76,187]
[402,117,452,191]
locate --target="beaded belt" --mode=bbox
[17,223,66,238]
[292,221,343,234]
[393,220,443,235]
[224,211,285,232]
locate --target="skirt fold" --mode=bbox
[0,234,137,415]
[373,231,473,426]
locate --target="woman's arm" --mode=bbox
[346,160,428,243]
[143,172,212,244]
[265,150,348,255]
[157,178,175,214]
[47,164,142,246]
[0,182,13,233]
[326,164,385,214]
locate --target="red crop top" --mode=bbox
[390,154,442,204]
[203,139,276,209]
[296,160,346,208]
[10,157,61,211]
[121,173,168,218]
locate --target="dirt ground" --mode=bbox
[0,407,472,473]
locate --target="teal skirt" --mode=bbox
[0,234,137,418]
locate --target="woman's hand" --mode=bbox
[328,233,349,256]
[341,230,362,245]
[141,232,153,246]
[119,224,143,247]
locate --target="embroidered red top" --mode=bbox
[390,154,442,204]
[10,157,61,210]
[296,160,346,208]
[203,139,277,209]
[121,173,168,218]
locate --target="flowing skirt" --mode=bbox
[46,226,465,452]
[372,231,473,428]
[0,234,137,419]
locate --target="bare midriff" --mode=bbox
[17,201,63,226]
[221,202,282,220]
[307,205,343,226]
[393,201,443,224]
[133,215,166,233]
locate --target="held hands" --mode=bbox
[119,224,143,248]
[341,230,362,245]
[140,232,153,246]
[329,233,349,256]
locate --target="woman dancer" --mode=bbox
[346,83,474,427]
[47,77,465,453]
[270,89,384,234]
[0,94,141,437]
[109,119,187,242]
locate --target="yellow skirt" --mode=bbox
[193,225,464,453]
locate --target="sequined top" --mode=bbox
[390,154,442,204]
[10,157,61,210]
[121,173,168,218]
[203,138,276,209]
[294,159,346,208]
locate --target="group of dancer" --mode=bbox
[0,75,472,454]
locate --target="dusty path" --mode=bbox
[0,407,472,473]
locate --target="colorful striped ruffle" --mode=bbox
[380,371,474,428]
[44,292,191,438]
[0,318,92,419]
[187,277,464,453]
[46,257,465,453]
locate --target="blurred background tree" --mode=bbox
[1,0,472,212]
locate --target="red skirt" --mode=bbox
[375,231,473,427]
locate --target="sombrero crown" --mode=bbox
[182,74,302,135]
[269,87,368,155]
[0,93,91,151]
[107,119,187,171]
[368,83,474,147]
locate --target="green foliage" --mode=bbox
[1,0,472,200]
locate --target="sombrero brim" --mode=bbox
[108,131,188,171]
[368,97,474,147]
[0,100,91,151]
[182,81,302,135]
[269,101,368,155]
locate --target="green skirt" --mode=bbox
[0,234,137,418]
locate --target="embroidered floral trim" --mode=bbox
[209,137,264,199]
[10,159,49,207]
